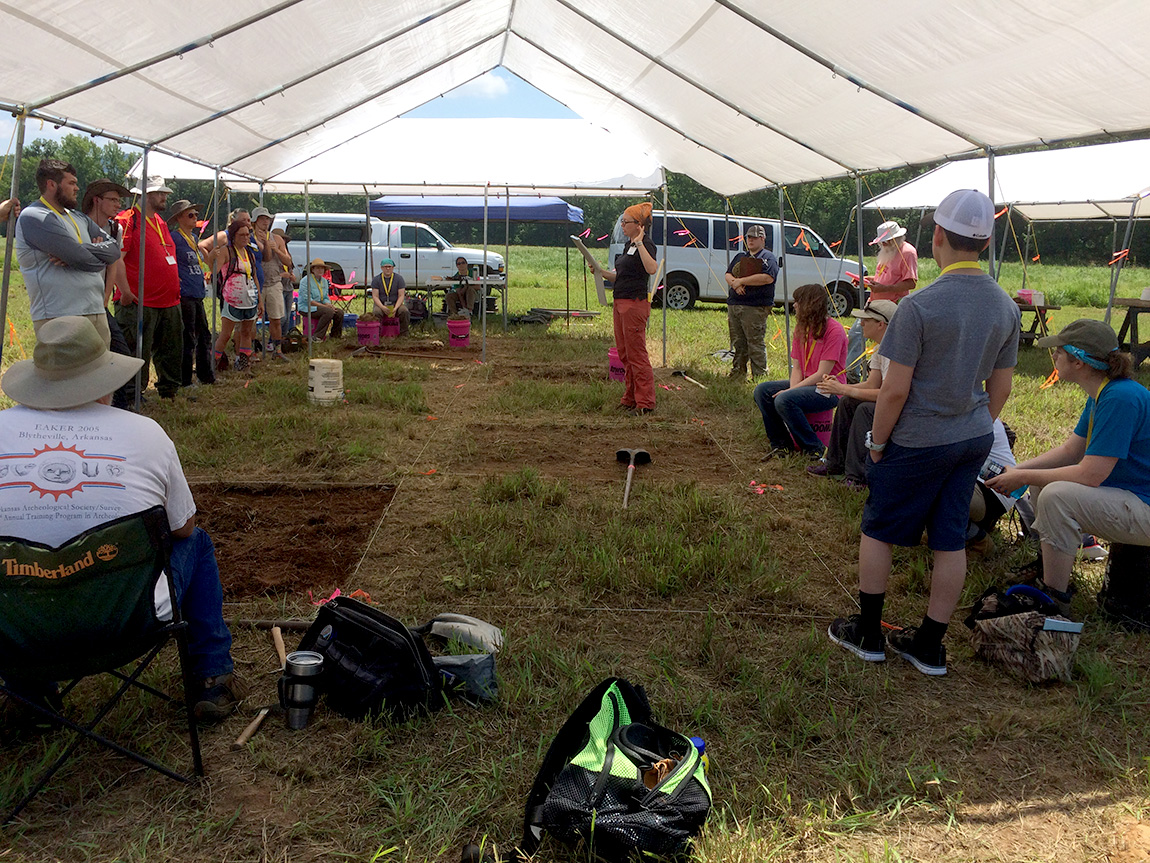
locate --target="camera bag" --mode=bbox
[522,677,712,862]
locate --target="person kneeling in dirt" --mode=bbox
[0,317,245,722]
[987,319,1150,613]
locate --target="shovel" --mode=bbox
[616,447,651,509]
[672,369,707,389]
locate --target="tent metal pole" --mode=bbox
[504,185,510,330]
[1021,222,1032,292]
[995,203,1011,282]
[723,199,731,272]
[227,37,502,168]
[132,148,151,411]
[514,33,778,188]
[661,180,668,368]
[547,0,857,174]
[364,186,371,308]
[565,244,570,328]
[779,187,791,363]
[987,149,997,275]
[150,0,472,148]
[305,182,312,360]
[0,110,26,370]
[712,0,989,151]
[211,169,219,350]
[260,179,268,360]
[855,177,865,311]
[913,207,925,250]
[482,184,488,364]
[28,0,308,112]
[259,182,264,207]
[1105,198,1139,324]
[583,252,588,309]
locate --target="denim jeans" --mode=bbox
[753,380,839,453]
[170,528,233,679]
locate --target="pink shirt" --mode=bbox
[870,241,918,302]
[792,317,848,382]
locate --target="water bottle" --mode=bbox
[689,736,710,775]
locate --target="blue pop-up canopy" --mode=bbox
[370,195,583,224]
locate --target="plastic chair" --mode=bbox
[0,506,203,824]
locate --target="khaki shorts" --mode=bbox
[262,278,285,318]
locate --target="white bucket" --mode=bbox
[308,359,343,405]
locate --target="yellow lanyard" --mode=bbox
[178,228,209,275]
[382,273,394,296]
[1086,378,1110,448]
[938,261,982,277]
[235,246,252,278]
[802,334,816,372]
[39,196,83,243]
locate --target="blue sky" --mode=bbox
[403,67,578,119]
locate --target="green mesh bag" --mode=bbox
[522,678,711,861]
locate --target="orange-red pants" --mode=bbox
[612,298,655,410]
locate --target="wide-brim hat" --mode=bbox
[309,258,326,270]
[167,199,199,221]
[81,179,131,213]
[130,175,173,195]
[272,227,291,240]
[870,220,906,245]
[251,206,273,223]
[1,317,143,409]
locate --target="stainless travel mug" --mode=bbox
[280,650,324,730]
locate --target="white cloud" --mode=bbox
[444,72,511,101]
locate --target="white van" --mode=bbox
[609,210,864,314]
[271,213,505,288]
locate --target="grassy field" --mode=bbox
[2,253,1150,862]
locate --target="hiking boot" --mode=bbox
[1006,555,1043,586]
[886,627,947,676]
[194,673,247,723]
[966,533,994,557]
[807,462,829,477]
[828,615,886,662]
[760,446,794,462]
[214,352,230,373]
[1034,579,1076,616]
[841,477,868,492]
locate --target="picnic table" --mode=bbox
[1016,299,1061,345]
[1114,297,1150,367]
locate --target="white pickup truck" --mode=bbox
[270,213,506,287]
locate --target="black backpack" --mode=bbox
[522,677,711,861]
[296,597,441,719]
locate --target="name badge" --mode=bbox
[165,255,177,266]
[627,246,637,255]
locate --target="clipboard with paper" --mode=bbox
[571,235,609,305]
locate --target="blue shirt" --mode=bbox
[171,229,207,299]
[1072,377,1150,506]
[725,248,779,307]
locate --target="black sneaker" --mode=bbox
[828,615,886,662]
[886,627,947,676]
[194,673,247,723]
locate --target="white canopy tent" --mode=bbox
[6,0,1150,366]
[863,139,1150,319]
[863,140,1150,222]
[128,118,662,196]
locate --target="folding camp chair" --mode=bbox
[0,506,203,824]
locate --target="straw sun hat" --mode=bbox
[1,317,143,409]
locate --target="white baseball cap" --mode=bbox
[932,189,994,240]
[130,175,173,195]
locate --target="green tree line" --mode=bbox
[4,134,1144,268]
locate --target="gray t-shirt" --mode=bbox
[371,271,407,306]
[878,271,1020,447]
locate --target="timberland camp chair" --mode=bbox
[0,506,203,824]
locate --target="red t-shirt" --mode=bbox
[117,208,181,308]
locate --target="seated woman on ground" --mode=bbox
[753,284,848,458]
[809,299,897,486]
[987,319,1150,611]
[299,258,345,341]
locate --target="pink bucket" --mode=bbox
[607,347,626,382]
[447,318,471,348]
[807,409,833,447]
[379,316,400,339]
[356,320,381,346]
